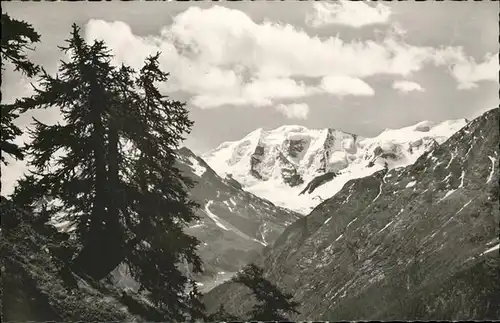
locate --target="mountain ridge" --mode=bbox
[203,118,468,214]
[203,107,499,320]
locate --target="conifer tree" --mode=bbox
[114,54,205,321]
[233,263,300,321]
[1,13,40,165]
[207,304,240,322]
[12,25,204,321]
[14,25,115,250]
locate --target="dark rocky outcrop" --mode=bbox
[279,153,304,187]
[204,108,500,320]
[225,174,243,190]
[250,144,266,180]
[286,138,308,158]
[299,171,338,195]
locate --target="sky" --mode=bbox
[1,0,499,194]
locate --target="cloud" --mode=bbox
[83,5,497,109]
[1,72,35,105]
[320,76,375,96]
[190,77,317,108]
[450,52,499,90]
[274,103,310,119]
[244,78,314,100]
[392,80,425,93]
[432,47,499,89]
[306,1,392,28]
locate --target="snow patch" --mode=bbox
[445,152,455,168]
[188,223,204,229]
[188,156,206,177]
[259,223,269,245]
[204,201,229,231]
[372,183,383,202]
[205,201,267,246]
[222,200,234,213]
[487,156,495,183]
[456,199,472,214]
[342,192,354,205]
[458,170,466,188]
[346,218,357,228]
[464,140,474,158]
[406,180,417,188]
[480,243,499,256]
[377,220,394,234]
[438,189,456,203]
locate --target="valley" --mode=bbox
[202,107,500,320]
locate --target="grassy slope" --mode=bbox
[1,201,165,322]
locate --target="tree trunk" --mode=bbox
[71,234,141,280]
[71,80,112,279]
[107,107,120,227]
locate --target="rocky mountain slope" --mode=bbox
[203,120,467,214]
[204,107,499,320]
[171,147,299,292]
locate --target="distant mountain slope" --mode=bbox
[175,147,300,292]
[203,120,467,214]
[203,107,499,320]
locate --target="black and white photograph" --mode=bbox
[1,0,499,321]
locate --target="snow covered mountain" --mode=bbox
[203,119,468,214]
[204,107,499,320]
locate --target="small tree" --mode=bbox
[233,263,300,321]
[207,304,240,322]
[0,13,40,165]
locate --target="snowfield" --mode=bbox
[202,119,467,214]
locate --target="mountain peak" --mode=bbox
[203,118,468,214]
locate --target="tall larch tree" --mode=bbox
[11,25,204,321]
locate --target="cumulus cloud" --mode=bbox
[392,80,425,93]
[274,103,310,119]
[84,5,497,109]
[306,0,392,28]
[450,52,499,90]
[430,47,499,89]
[320,76,375,96]
[190,77,317,108]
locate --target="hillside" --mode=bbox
[203,107,500,320]
[1,199,163,322]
